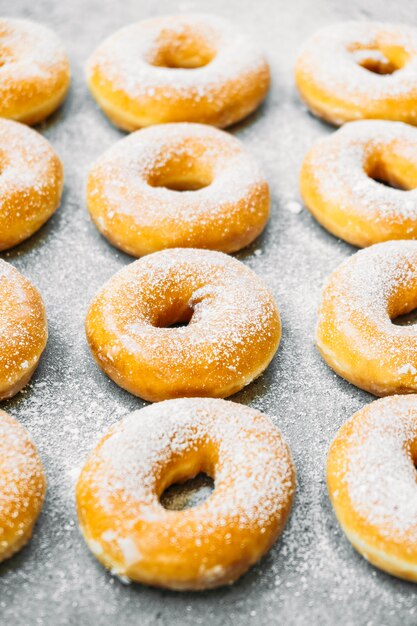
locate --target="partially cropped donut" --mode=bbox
[300,121,417,247]
[85,248,280,401]
[295,22,417,126]
[0,18,70,124]
[328,395,417,582]
[0,260,47,399]
[316,240,417,396]
[86,14,270,131]
[0,410,46,562]
[76,398,295,589]
[0,119,63,251]
[87,123,269,256]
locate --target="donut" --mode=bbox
[85,248,280,402]
[0,259,47,399]
[0,410,46,562]
[327,395,417,581]
[0,18,70,125]
[316,240,417,396]
[87,123,269,256]
[76,397,295,589]
[0,119,63,251]
[295,22,417,126]
[300,120,417,247]
[86,14,270,131]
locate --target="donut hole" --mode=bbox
[152,303,194,328]
[389,289,417,326]
[366,154,417,191]
[351,46,399,75]
[160,472,214,510]
[148,155,214,192]
[147,28,217,69]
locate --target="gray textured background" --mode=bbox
[1,0,417,624]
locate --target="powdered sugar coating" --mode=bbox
[0,18,70,122]
[76,398,295,586]
[0,410,45,561]
[296,21,417,124]
[87,123,269,255]
[86,13,270,128]
[86,248,281,401]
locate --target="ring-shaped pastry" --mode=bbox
[316,240,417,396]
[86,14,270,131]
[300,120,417,247]
[0,410,46,562]
[85,248,281,401]
[76,398,295,589]
[87,123,269,256]
[328,395,417,582]
[296,22,417,126]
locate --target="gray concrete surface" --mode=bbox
[1,0,417,624]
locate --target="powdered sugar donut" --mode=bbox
[86,14,270,131]
[300,120,417,247]
[0,259,47,399]
[87,123,269,256]
[295,22,417,126]
[85,248,280,402]
[328,395,417,581]
[0,410,46,562]
[0,119,63,251]
[0,18,70,125]
[316,240,417,396]
[76,398,295,589]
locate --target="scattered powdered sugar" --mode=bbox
[335,396,417,538]
[87,123,268,252]
[296,21,417,108]
[304,120,417,223]
[78,398,294,571]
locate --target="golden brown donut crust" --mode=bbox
[0,260,47,399]
[85,248,281,401]
[296,22,417,126]
[0,119,63,251]
[0,18,70,125]
[86,14,270,131]
[0,410,46,562]
[328,395,417,582]
[87,123,270,256]
[76,398,295,590]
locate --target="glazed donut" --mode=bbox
[295,22,417,126]
[0,259,47,399]
[87,123,269,256]
[0,410,45,562]
[85,248,280,402]
[76,397,295,589]
[327,395,417,582]
[0,119,63,250]
[0,18,70,125]
[300,121,417,247]
[86,14,270,131]
[316,240,417,396]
